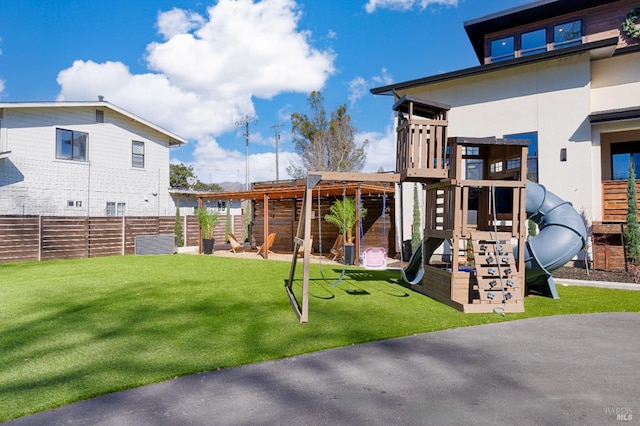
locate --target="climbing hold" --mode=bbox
[489,280,497,288]
[486,256,494,264]
[502,256,510,264]
[480,244,487,252]
[503,292,512,302]
[506,280,514,287]
[487,292,495,300]
[496,244,504,254]
[488,268,496,275]
[504,268,512,275]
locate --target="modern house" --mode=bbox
[371,0,640,269]
[0,100,185,216]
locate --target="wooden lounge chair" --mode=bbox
[257,233,276,258]
[228,233,244,253]
[297,235,313,257]
[329,234,344,261]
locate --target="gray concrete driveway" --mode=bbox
[6,313,638,426]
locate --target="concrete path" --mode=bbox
[6,313,638,426]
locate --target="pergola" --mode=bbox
[194,175,396,260]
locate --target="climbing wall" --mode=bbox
[470,232,523,309]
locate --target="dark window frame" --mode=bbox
[490,36,515,62]
[132,140,145,168]
[521,28,547,56]
[611,141,640,180]
[553,19,582,49]
[56,128,88,162]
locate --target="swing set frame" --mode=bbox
[286,171,400,323]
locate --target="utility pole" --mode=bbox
[235,115,258,190]
[270,124,284,181]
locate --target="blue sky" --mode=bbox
[0,0,532,185]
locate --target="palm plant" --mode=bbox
[324,197,366,244]
[196,207,219,240]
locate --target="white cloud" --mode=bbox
[156,8,205,39]
[347,68,393,106]
[186,136,299,184]
[56,0,335,183]
[145,0,335,99]
[365,0,458,13]
[360,122,396,173]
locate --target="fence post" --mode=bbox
[121,215,126,256]
[38,215,42,261]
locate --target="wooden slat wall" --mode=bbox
[41,217,89,260]
[602,180,640,223]
[0,216,40,262]
[0,214,240,263]
[89,217,124,257]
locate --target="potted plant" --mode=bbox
[196,207,219,254]
[324,197,366,265]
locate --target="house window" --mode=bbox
[216,201,227,211]
[554,20,581,49]
[106,202,126,216]
[507,157,521,170]
[132,141,145,168]
[490,161,503,173]
[56,128,88,161]
[611,142,640,180]
[462,146,483,179]
[96,110,104,123]
[490,36,515,62]
[505,132,538,182]
[521,29,547,56]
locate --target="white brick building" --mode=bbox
[0,101,185,216]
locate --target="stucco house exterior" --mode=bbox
[372,0,640,235]
[0,100,185,216]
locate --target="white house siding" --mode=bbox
[401,53,597,223]
[0,106,176,216]
[589,53,640,221]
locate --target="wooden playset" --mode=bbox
[286,95,530,322]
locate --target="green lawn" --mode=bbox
[1,254,639,421]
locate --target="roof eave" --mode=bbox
[370,37,618,96]
[0,101,187,146]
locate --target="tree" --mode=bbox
[170,163,222,191]
[412,184,421,251]
[287,91,368,178]
[174,205,184,247]
[623,158,640,266]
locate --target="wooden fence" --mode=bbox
[0,215,245,263]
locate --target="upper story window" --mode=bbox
[490,36,515,62]
[486,19,583,63]
[553,20,582,49]
[521,29,547,56]
[132,141,145,168]
[56,128,88,161]
[96,110,104,123]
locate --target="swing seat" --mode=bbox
[362,247,387,270]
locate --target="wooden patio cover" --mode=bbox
[195,173,398,259]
